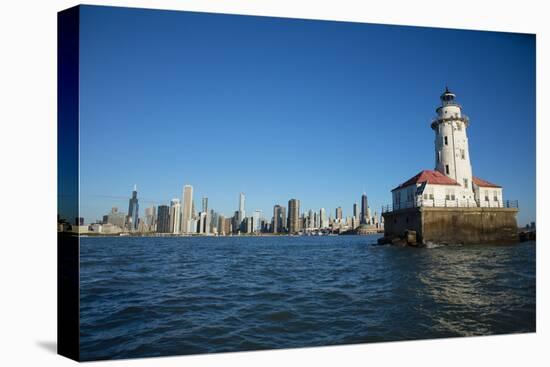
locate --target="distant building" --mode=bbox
[288,199,300,234]
[232,211,240,234]
[240,217,251,234]
[224,217,232,235]
[143,206,156,232]
[189,218,198,234]
[238,192,246,229]
[314,211,320,229]
[101,223,122,234]
[202,197,208,213]
[103,207,126,228]
[198,212,207,234]
[217,214,226,235]
[252,210,261,233]
[90,223,102,233]
[273,205,284,233]
[127,185,139,231]
[169,199,181,234]
[156,205,170,233]
[209,209,217,234]
[353,203,360,222]
[181,185,193,233]
[308,209,315,229]
[335,207,343,221]
[319,208,327,229]
[361,193,368,224]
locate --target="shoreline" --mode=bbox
[70,232,384,238]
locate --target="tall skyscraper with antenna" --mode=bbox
[127,184,139,231]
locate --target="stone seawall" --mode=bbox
[382,207,519,245]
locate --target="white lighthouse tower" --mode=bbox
[390,87,504,209]
[431,87,474,202]
[383,87,517,245]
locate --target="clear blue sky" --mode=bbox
[78,5,536,226]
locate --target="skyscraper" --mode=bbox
[335,207,343,221]
[198,212,207,234]
[361,193,368,224]
[252,210,261,233]
[156,205,170,233]
[232,211,240,234]
[273,205,285,233]
[202,197,208,213]
[238,192,246,225]
[209,209,217,234]
[169,199,181,234]
[217,214,225,235]
[181,185,193,233]
[319,208,327,229]
[104,207,126,229]
[288,199,300,234]
[127,184,139,231]
[353,202,360,221]
[144,206,156,231]
[314,211,320,229]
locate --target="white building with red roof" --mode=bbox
[391,88,504,210]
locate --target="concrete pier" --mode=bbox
[382,207,519,245]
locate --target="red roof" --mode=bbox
[472,176,501,188]
[392,169,460,191]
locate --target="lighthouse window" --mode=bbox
[445,164,450,174]
[460,149,465,159]
[464,178,468,188]
[444,136,448,145]
[457,123,462,131]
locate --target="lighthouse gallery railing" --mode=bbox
[381,199,519,213]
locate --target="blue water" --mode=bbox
[79,236,536,361]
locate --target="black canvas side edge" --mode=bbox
[57,5,80,362]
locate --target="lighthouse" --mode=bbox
[390,87,506,209]
[382,87,519,245]
[432,87,474,202]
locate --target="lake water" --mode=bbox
[79,235,536,361]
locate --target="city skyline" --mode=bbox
[75,183,383,229]
[76,6,535,226]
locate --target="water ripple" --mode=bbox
[79,236,535,361]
